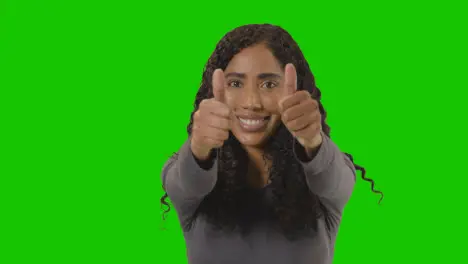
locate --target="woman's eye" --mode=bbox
[228,81,242,88]
[262,81,277,89]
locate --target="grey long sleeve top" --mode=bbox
[161,133,356,264]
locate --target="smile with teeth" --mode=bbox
[239,118,264,125]
[237,116,270,132]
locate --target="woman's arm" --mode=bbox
[293,131,356,216]
[161,139,218,224]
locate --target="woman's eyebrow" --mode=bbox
[225,72,281,79]
[225,72,246,79]
[257,73,281,79]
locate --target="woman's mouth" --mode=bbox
[237,116,270,132]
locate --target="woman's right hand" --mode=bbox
[190,69,231,161]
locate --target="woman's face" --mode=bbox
[223,43,286,148]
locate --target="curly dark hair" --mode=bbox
[160,24,383,240]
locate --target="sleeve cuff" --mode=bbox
[177,139,218,195]
[293,131,336,175]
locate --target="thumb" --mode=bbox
[283,63,297,97]
[212,69,226,102]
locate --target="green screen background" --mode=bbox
[2,1,467,263]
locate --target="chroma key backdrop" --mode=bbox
[1,1,467,264]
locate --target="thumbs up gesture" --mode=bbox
[191,69,232,161]
[279,64,323,151]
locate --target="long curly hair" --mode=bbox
[160,24,383,240]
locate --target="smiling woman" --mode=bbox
[160,24,383,264]
[224,44,285,150]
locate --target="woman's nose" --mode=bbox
[240,86,262,110]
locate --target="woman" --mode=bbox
[160,24,382,264]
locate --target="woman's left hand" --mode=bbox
[279,63,323,151]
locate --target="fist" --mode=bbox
[191,69,231,161]
[279,64,322,150]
